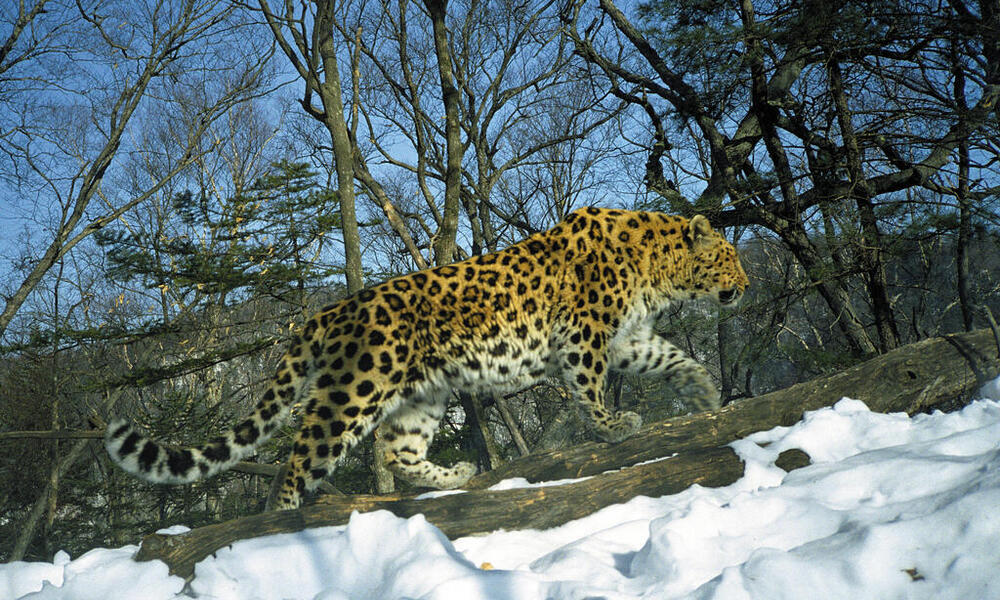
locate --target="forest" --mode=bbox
[1,0,999,564]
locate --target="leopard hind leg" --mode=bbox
[275,381,399,510]
[381,390,476,489]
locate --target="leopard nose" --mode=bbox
[718,287,740,305]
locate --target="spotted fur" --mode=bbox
[105,208,748,509]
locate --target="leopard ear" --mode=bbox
[689,215,713,245]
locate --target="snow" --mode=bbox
[4,379,1000,600]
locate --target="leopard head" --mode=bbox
[683,215,748,306]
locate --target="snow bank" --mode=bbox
[0,546,183,600]
[188,511,546,600]
[4,385,1000,600]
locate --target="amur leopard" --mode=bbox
[105,207,749,510]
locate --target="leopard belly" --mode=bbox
[435,334,555,395]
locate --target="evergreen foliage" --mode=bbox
[96,160,343,306]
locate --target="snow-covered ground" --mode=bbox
[5,379,1000,600]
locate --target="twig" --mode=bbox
[0,429,103,441]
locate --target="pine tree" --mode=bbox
[98,160,342,309]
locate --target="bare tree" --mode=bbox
[0,0,277,560]
[0,0,269,341]
[352,0,621,255]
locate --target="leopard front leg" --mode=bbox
[556,326,642,444]
[608,326,721,412]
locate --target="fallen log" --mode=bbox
[134,329,999,578]
[138,445,768,578]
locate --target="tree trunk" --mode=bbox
[717,315,734,401]
[424,0,463,265]
[139,445,750,579]
[772,215,878,356]
[314,0,363,295]
[133,329,999,578]
[828,57,900,351]
[494,396,530,457]
[371,427,396,494]
[459,393,503,471]
[952,39,974,332]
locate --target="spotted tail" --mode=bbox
[105,378,298,485]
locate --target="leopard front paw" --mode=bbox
[672,369,721,412]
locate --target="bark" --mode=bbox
[133,329,999,578]
[717,316,734,401]
[314,0,364,295]
[371,427,396,494]
[262,462,291,512]
[138,446,748,579]
[257,0,363,293]
[956,141,973,331]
